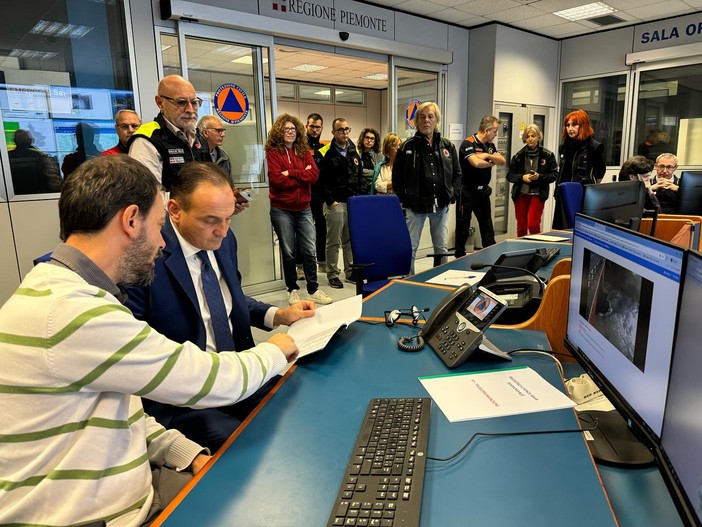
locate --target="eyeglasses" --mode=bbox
[283,127,297,133]
[335,127,352,134]
[655,164,677,171]
[117,123,140,130]
[159,95,203,109]
[363,136,376,142]
[205,128,226,134]
[384,306,428,327]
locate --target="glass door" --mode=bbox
[390,58,441,140]
[159,22,280,294]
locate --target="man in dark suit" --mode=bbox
[125,162,314,450]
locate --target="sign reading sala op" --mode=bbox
[214,83,249,124]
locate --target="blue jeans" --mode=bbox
[270,207,318,293]
[405,206,449,274]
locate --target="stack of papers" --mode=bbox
[287,294,362,358]
[419,366,576,422]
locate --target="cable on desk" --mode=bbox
[427,416,600,463]
[508,348,565,380]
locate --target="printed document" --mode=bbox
[419,366,576,422]
[287,294,362,358]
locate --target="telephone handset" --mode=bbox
[421,285,509,368]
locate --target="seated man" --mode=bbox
[0,156,299,526]
[651,153,680,213]
[125,161,315,450]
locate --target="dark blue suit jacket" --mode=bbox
[125,217,271,353]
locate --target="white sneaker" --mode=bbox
[310,289,333,305]
[288,289,301,305]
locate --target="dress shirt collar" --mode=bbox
[50,243,125,302]
[170,217,202,260]
[161,114,198,147]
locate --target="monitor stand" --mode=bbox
[579,410,654,467]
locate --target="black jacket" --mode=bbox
[557,137,605,186]
[392,131,462,213]
[318,140,367,205]
[507,146,558,202]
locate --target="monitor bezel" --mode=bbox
[676,171,702,216]
[564,213,686,450]
[580,180,647,227]
[656,249,702,527]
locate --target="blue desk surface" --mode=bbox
[409,236,573,284]
[155,279,682,527]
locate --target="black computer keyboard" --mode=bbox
[326,398,431,527]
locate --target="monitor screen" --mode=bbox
[565,214,684,443]
[676,171,702,215]
[659,250,702,526]
[581,180,646,228]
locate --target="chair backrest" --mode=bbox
[33,252,52,266]
[493,274,573,361]
[550,257,572,279]
[559,182,584,228]
[347,195,412,282]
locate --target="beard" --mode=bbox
[117,228,162,287]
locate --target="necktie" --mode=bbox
[197,250,235,351]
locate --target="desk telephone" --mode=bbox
[421,285,509,368]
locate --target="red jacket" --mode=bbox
[267,147,319,211]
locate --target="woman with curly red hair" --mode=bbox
[553,109,606,229]
[266,114,333,305]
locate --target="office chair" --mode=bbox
[347,194,412,297]
[559,182,584,228]
[33,252,53,266]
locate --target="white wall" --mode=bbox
[560,28,634,79]
[494,26,559,108]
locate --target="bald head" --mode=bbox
[156,75,199,134]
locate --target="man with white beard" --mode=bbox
[129,75,206,190]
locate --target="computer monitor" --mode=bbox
[581,180,646,229]
[658,250,702,526]
[676,171,702,215]
[565,214,685,465]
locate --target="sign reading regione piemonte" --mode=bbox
[214,83,249,124]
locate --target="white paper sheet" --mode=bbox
[419,366,576,422]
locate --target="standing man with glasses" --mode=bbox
[102,109,141,156]
[651,153,680,213]
[129,74,206,190]
[393,102,462,272]
[198,115,231,180]
[318,118,366,288]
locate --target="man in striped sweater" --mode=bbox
[0,156,299,526]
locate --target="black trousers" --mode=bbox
[455,186,495,257]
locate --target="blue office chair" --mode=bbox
[559,182,584,228]
[347,194,412,296]
[33,252,53,266]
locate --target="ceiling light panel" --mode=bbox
[554,2,616,21]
